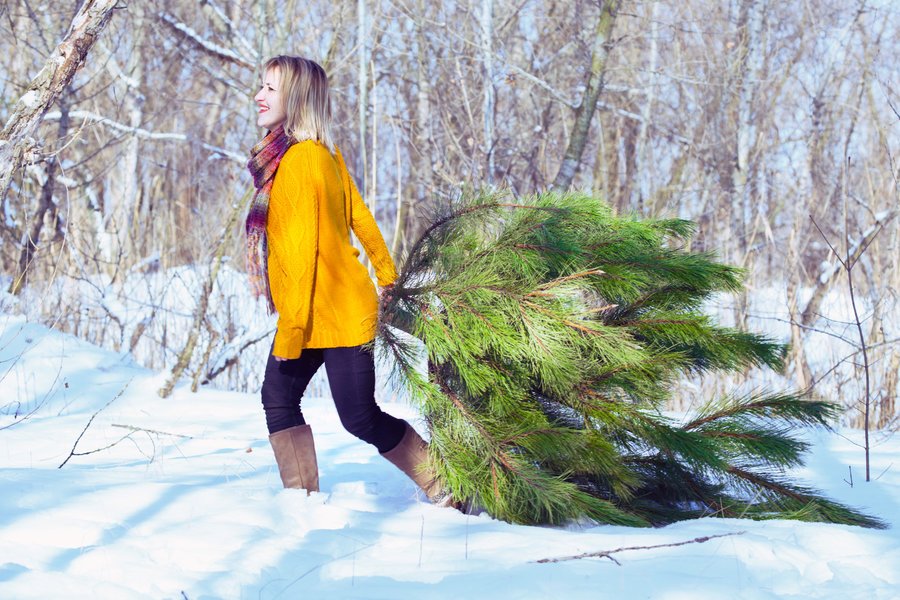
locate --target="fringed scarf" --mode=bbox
[246,126,294,313]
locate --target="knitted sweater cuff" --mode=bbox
[273,326,304,360]
[375,264,399,288]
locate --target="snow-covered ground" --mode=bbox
[2,313,899,599]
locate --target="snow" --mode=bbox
[2,313,900,599]
[19,90,39,109]
[158,13,253,68]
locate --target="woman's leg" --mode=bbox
[323,345,455,505]
[260,348,325,434]
[262,348,325,492]
[322,345,406,453]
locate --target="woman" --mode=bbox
[246,55,446,504]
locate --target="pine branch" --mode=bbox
[725,466,887,528]
[684,393,838,431]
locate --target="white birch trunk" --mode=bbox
[552,0,621,191]
[633,1,659,213]
[123,6,146,238]
[358,0,369,189]
[480,0,495,184]
[732,0,765,242]
[370,58,378,220]
[730,0,766,328]
[396,0,437,259]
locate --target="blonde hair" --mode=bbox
[264,55,335,152]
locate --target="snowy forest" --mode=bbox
[0,0,896,415]
[2,1,900,597]
[2,0,897,428]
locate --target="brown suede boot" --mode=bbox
[380,422,449,503]
[268,424,319,494]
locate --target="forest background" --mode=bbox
[1,0,897,431]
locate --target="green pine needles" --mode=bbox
[375,190,884,529]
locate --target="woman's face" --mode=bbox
[254,67,287,131]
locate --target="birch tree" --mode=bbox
[0,0,118,202]
[480,0,496,184]
[552,0,621,190]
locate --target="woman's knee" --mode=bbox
[338,408,379,442]
[339,410,406,453]
[260,367,292,411]
[261,378,305,433]
[260,354,313,433]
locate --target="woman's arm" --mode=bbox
[267,146,320,359]
[335,148,399,287]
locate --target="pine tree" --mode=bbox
[376,191,884,529]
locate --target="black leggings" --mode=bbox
[260,344,406,454]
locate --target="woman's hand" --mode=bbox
[274,355,288,362]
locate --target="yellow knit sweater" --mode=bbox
[266,141,398,358]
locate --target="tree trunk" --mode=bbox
[480,0,495,184]
[633,1,659,214]
[397,0,437,260]
[0,0,118,201]
[551,0,621,191]
[730,0,765,259]
[8,94,71,294]
[358,0,369,188]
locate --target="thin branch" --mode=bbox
[157,12,255,69]
[535,531,745,564]
[201,328,276,385]
[202,0,259,61]
[810,216,846,270]
[111,423,193,439]
[42,110,246,163]
[269,542,376,598]
[804,209,897,325]
[59,379,132,468]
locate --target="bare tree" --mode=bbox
[0,0,118,201]
[552,0,621,190]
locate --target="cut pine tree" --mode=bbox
[376,191,884,529]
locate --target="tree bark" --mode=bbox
[730,0,766,257]
[358,0,369,188]
[480,0,496,184]
[633,1,660,213]
[396,0,437,261]
[8,94,71,295]
[0,0,118,202]
[551,0,621,191]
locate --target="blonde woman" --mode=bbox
[246,55,447,504]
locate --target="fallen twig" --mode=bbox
[58,379,132,468]
[534,531,745,565]
[111,423,193,439]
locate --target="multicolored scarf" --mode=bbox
[246,126,294,313]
